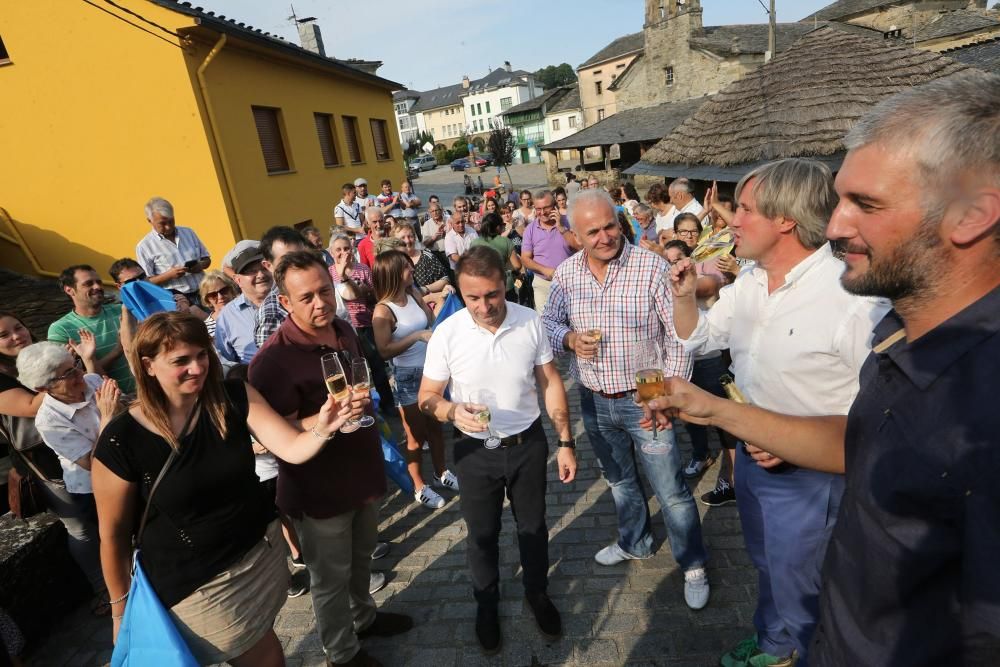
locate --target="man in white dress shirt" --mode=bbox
[135,197,211,301]
[668,158,889,667]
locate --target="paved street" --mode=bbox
[30,361,755,667]
[408,162,550,207]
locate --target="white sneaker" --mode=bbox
[414,485,445,509]
[436,469,460,492]
[684,567,710,610]
[683,456,715,479]
[594,543,651,566]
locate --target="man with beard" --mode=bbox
[650,72,1000,665]
[47,265,135,393]
[668,158,889,667]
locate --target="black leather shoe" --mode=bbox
[525,592,562,639]
[357,612,413,639]
[475,604,502,654]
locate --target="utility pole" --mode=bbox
[768,0,776,60]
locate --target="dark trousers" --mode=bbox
[687,355,729,461]
[452,419,549,607]
[356,326,394,410]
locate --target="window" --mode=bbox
[0,34,9,64]
[342,115,363,163]
[500,97,512,111]
[616,63,626,69]
[313,113,340,167]
[394,102,406,114]
[593,69,602,75]
[597,108,606,121]
[665,66,674,86]
[595,81,603,95]
[552,118,560,131]
[251,106,291,173]
[485,101,491,113]
[569,116,577,129]
[369,118,391,161]
[477,103,482,115]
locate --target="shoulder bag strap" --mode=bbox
[8,446,63,488]
[134,399,200,548]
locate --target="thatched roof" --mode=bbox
[943,35,1000,73]
[579,31,644,69]
[541,96,710,151]
[627,26,969,181]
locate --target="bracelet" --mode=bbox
[109,591,129,605]
[310,426,334,441]
[112,614,124,620]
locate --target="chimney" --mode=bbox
[296,20,326,57]
[503,60,512,72]
[462,75,470,89]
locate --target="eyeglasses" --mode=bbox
[676,229,700,237]
[122,273,147,285]
[205,288,235,301]
[50,358,83,383]
[534,205,553,213]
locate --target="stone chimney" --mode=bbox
[503,60,512,72]
[297,20,326,57]
[462,75,471,89]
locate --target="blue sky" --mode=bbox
[192,0,834,90]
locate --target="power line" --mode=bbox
[79,0,183,48]
[98,0,185,39]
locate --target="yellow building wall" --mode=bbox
[0,0,233,279]
[189,36,404,241]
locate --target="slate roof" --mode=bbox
[914,10,1000,42]
[393,89,421,101]
[628,26,970,180]
[548,86,581,114]
[501,87,570,117]
[690,23,816,55]
[579,31,645,69]
[147,0,400,89]
[942,35,1000,73]
[410,68,535,112]
[541,96,711,151]
[802,0,896,22]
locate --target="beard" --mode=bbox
[836,214,944,301]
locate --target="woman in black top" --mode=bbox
[93,311,359,665]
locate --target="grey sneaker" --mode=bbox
[369,571,387,595]
[594,543,652,566]
[371,541,390,560]
[683,456,715,479]
[684,567,710,610]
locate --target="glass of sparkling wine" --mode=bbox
[321,352,358,434]
[471,389,501,449]
[633,340,671,455]
[349,358,376,428]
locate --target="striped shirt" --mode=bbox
[135,226,210,294]
[542,242,692,394]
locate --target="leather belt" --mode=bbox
[498,432,528,448]
[597,389,635,400]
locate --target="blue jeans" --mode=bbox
[735,447,844,664]
[579,386,707,569]
[687,355,729,461]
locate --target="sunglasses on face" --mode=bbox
[205,288,235,300]
[122,273,147,285]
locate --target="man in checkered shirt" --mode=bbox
[542,189,710,611]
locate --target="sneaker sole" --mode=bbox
[287,588,308,599]
[699,496,736,507]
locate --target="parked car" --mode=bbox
[479,152,494,166]
[472,156,488,167]
[450,158,470,171]
[409,154,437,171]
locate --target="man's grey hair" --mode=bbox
[16,342,73,390]
[567,189,617,229]
[365,206,384,222]
[144,197,174,221]
[844,70,1000,207]
[735,158,836,250]
[534,189,554,203]
[452,195,469,207]
[668,178,691,195]
[633,203,654,220]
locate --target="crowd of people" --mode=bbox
[0,73,997,666]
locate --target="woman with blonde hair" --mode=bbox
[390,222,453,311]
[371,251,457,510]
[93,311,355,665]
[197,271,238,339]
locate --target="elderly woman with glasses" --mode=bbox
[198,270,239,339]
[16,340,124,600]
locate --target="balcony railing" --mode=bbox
[515,131,545,147]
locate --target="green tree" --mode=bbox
[534,63,577,90]
[487,126,516,189]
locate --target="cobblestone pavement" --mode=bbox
[31,368,755,667]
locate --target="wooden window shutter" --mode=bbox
[314,113,340,166]
[252,106,290,173]
[370,119,391,161]
[343,116,363,163]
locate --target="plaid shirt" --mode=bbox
[254,284,287,349]
[542,242,692,394]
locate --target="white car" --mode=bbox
[409,154,437,171]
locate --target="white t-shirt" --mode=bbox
[656,198,705,232]
[335,199,363,232]
[423,303,553,439]
[444,228,479,269]
[34,373,104,494]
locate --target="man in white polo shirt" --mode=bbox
[418,246,577,655]
[333,182,364,240]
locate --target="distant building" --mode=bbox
[393,90,423,149]
[0,0,402,279]
[501,87,579,165]
[576,31,644,127]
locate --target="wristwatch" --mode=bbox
[557,439,576,449]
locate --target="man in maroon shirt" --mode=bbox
[249,250,411,667]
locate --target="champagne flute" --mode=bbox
[633,340,671,455]
[349,358,376,428]
[578,326,603,367]
[471,389,501,449]
[321,352,359,434]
